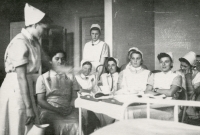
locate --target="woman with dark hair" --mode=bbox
[145,52,182,98]
[100,57,120,94]
[36,50,79,135]
[117,48,150,94]
[83,24,109,80]
[0,3,52,135]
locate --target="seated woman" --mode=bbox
[145,52,182,98]
[176,51,200,120]
[75,60,97,94]
[117,48,151,94]
[36,50,79,135]
[99,57,120,94]
[120,47,148,71]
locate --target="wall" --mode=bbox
[0,0,104,70]
[155,0,200,70]
[113,0,155,70]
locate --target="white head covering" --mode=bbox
[179,51,196,66]
[24,3,45,26]
[90,24,101,31]
[166,52,173,62]
[128,47,143,58]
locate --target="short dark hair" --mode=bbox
[49,49,66,60]
[90,27,101,35]
[157,53,173,62]
[82,61,92,69]
[105,57,120,73]
[179,58,191,67]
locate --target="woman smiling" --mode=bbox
[145,52,182,98]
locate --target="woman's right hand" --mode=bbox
[25,108,35,125]
[56,107,72,116]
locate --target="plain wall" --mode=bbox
[155,0,200,71]
[113,0,155,70]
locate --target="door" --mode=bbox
[81,16,104,59]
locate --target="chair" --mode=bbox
[177,87,188,123]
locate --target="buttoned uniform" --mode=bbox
[100,72,119,94]
[83,39,109,71]
[0,28,41,135]
[117,63,151,94]
[36,70,79,135]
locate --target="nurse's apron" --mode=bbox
[0,33,40,135]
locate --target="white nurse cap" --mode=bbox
[179,51,196,66]
[24,3,45,26]
[90,24,101,31]
[128,47,143,58]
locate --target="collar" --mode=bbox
[21,28,34,41]
[161,70,173,75]
[49,70,65,77]
[21,28,40,46]
[80,73,90,79]
[91,39,100,45]
[107,72,118,77]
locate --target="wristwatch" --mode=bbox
[154,88,158,92]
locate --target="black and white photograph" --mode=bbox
[1,0,200,135]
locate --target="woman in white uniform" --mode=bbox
[117,48,151,94]
[176,52,200,121]
[145,52,182,97]
[0,3,51,135]
[83,24,109,79]
[75,61,97,93]
[100,57,120,94]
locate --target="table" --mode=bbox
[75,95,174,135]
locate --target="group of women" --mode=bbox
[0,3,200,135]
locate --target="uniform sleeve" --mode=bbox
[192,72,200,89]
[172,75,182,88]
[36,75,47,94]
[73,76,81,91]
[101,43,109,58]
[8,39,29,67]
[147,73,154,87]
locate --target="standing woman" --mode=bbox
[83,24,109,79]
[0,3,51,135]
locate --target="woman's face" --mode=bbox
[130,53,142,68]
[34,23,49,39]
[82,64,92,76]
[180,61,191,74]
[107,61,117,74]
[91,30,100,42]
[51,53,65,68]
[159,57,172,72]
